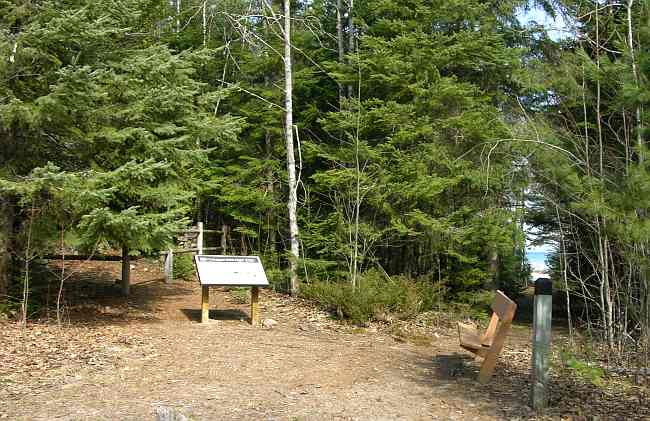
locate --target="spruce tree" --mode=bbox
[0,0,241,297]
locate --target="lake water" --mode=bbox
[526,251,549,273]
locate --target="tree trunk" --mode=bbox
[265,130,276,253]
[556,205,573,343]
[486,248,499,290]
[351,114,361,289]
[0,198,14,303]
[176,0,181,33]
[283,0,300,295]
[221,223,229,254]
[202,0,207,46]
[626,0,644,164]
[336,0,345,102]
[346,0,354,98]
[121,246,130,296]
[241,235,248,255]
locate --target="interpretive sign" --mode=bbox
[194,255,269,287]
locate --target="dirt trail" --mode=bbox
[1,260,647,420]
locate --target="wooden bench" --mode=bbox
[458,290,517,383]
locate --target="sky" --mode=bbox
[518,4,571,41]
[518,4,568,259]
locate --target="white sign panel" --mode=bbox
[194,255,269,286]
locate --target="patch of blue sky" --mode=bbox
[523,219,553,271]
[527,250,549,272]
[518,3,573,41]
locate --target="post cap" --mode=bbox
[534,277,552,295]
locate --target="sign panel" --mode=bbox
[194,255,269,286]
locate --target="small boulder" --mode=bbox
[262,318,278,329]
[155,406,188,421]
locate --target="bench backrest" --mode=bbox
[491,290,517,321]
[481,290,517,347]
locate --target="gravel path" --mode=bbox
[2,260,647,420]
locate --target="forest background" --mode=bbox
[1,0,649,367]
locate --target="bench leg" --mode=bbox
[250,286,260,326]
[478,323,511,383]
[201,285,210,323]
[478,352,498,383]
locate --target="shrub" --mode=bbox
[173,253,195,280]
[559,351,605,386]
[266,267,289,292]
[301,269,444,325]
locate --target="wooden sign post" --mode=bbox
[531,278,552,410]
[194,255,269,325]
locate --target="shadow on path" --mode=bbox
[180,308,250,323]
[41,260,197,326]
[409,349,535,419]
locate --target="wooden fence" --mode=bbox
[162,222,222,283]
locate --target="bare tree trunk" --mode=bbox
[594,3,615,350]
[9,39,17,64]
[21,205,35,327]
[351,76,363,289]
[582,66,591,175]
[627,0,644,164]
[346,0,354,98]
[0,198,13,303]
[265,131,276,253]
[202,0,207,46]
[486,248,499,290]
[176,0,181,33]
[241,235,248,255]
[56,226,66,326]
[596,9,604,178]
[351,128,361,290]
[336,0,345,102]
[221,223,229,254]
[626,1,648,361]
[556,205,573,343]
[283,0,300,295]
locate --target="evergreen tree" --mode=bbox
[0,0,241,297]
[301,0,530,293]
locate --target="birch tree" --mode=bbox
[283,0,300,295]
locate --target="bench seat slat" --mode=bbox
[458,322,482,349]
[458,322,490,358]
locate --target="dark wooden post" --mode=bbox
[121,246,130,296]
[532,278,552,410]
